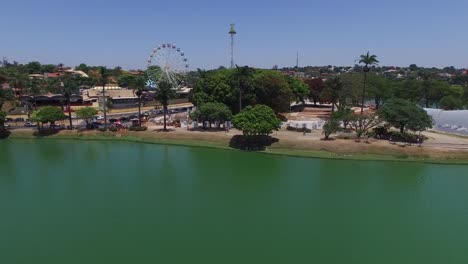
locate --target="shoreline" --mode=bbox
[5,129,468,165]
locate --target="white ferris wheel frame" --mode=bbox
[146,43,189,88]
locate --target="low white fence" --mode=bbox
[287,121,325,130]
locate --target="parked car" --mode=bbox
[3,124,11,129]
[95,115,104,120]
[111,122,128,129]
[128,115,138,120]
[119,116,129,122]
[5,118,13,122]
[14,117,25,122]
[24,122,37,127]
[109,118,119,123]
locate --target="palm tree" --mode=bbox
[132,76,146,127]
[97,67,110,128]
[358,52,379,114]
[233,65,254,113]
[155,80,177,131]
[61,75,78,129]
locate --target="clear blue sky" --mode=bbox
[2,0,467,70]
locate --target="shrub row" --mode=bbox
[373,126,426,143]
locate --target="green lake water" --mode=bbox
[1,139,468,263]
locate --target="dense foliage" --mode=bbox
[192,68,308,114]
[76,107,98,128]
[378,98,434,133]
[31,106,66,128]
[190,102,232,129]
[233,105,281,136]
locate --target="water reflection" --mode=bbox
[2,140,468,264]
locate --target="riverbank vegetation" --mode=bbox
[6,129,468,164]
[2,54,468,156]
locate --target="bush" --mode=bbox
[387,131,426,143]
[109,127,119,132]
[129,126,148,131]
[233,105,281,136]
[0,129,11,139]
[322,118,341,140]
[373,126,390,139]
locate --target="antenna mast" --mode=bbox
[229,24,237,69]
[296,52,299,69]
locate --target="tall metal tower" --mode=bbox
[296,52,299,69]
[229,23,237,69]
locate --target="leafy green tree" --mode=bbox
[409,64,418,71]
[451,75,468,86]
[253,70,293,113]
[192,69,236,110]
[341,73,363,107]
[233,105,280,136]
[331,108,354,130]
[367,74,392,109]
[75,63,89,73]
[190,102,232,129]
[419,71,434,107]
[439,96,463,110]
[359,52,379,114]
[322,118,341,140]
[287,76,309,106]
[233,65,255,112]
[33,106,66,129]
[25,61,42,74]
[322,76,343,113]
[350,113,382,139]
[442,84,464,98]
[393,79,423,103]
[378,98,433,133]
[76,107,98,128]
[418,72,450,107]
[28,77,45,96]
[117,74,136,88]
[41,64,57,73]
[155,80,177,131]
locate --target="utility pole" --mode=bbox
[229,24,237,69]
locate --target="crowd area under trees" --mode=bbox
[2,58,468,147]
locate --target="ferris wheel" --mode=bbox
[146,43,189,88]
